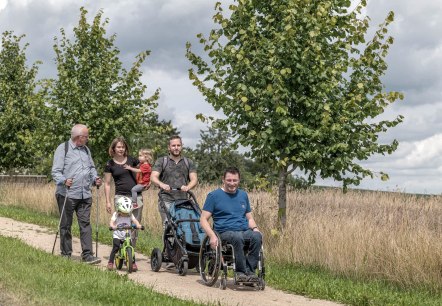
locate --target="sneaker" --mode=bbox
[246,273,259,282]
[165,263,175,269]
[132,262,138,272]
[61,254,71,259]
[235,272,248,282]
[132,202,139,209]
[107,262,114,270]
[82,255,101,265]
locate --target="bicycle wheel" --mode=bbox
[115,254,123,270]
[127,248,134,273]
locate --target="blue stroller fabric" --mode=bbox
[168,199,205,246]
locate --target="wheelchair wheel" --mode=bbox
[220,277,227,290]
[258,247,265,279]
[199,234,221,287]
[258,278,266,290]
[258,247,265,290]
[178,260,188,276]
[127,248,133,273]
[150,248,162,272]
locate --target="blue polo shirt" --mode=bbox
[202,188,251,233]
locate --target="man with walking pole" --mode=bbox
[51,124,102,264]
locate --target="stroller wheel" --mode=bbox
[178,260,188,276]
[150,248,162,272]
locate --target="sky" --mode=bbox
[0,0,441,195]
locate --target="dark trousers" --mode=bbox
[220,230,262,274]
[56,194,93,258]
[109,238,123,263]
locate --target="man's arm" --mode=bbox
[246,212,260,233]
[200,210,218,249]
[51,144,66,185]
[151,170,171,191]
[181,172,198,192]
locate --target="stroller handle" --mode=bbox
[109,225,145,231]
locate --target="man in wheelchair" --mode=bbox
[200,167,262,283]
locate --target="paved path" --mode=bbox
[0,217,341,306]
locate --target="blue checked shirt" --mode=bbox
[51,139,99,199]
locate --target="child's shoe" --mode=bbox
[107,262,114,270]
[132,262,138,272]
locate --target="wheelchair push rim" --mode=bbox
[199,234,222,286]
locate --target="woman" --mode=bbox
[104,137,148,256]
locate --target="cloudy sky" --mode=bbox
[0,0,441,195]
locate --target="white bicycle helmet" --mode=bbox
[116,196,133,214]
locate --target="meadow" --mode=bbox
[1,182,442,304]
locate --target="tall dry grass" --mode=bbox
[1,182,441,290]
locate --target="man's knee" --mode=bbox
[222,231,244,246]
[251,231,262,243]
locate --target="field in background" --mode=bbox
[1,182,441,292]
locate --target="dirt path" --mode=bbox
[0,217,341,306]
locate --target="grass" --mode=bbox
[266,262,442,306]
[0,234,200,306]
[2,204,442,305]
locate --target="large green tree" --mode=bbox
[187,125,244,183]
[46,7,159,170]
[187,0,403,225]
[0,31,46,173]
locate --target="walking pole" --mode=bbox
[52,185,70,255]
[95,185,100,256]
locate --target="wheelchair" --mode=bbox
[199,231,265,290]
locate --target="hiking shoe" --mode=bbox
[235,272,248,282]
[82,255,101,265]
[132,262,138,272]
[107,262,114,270]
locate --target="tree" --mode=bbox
[187,125,244,183]
[129,113,180,157]
[186,0,403,225]
[0,31,46,173]
[46,7,159,170]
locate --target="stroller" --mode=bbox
[150,190,205,276]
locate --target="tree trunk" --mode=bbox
[277,166,288,228]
